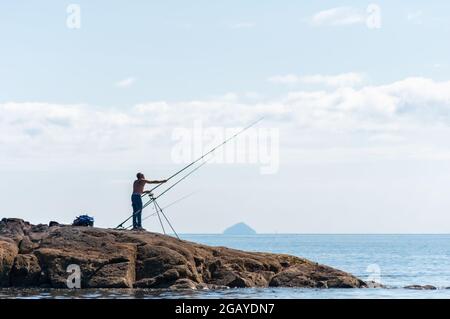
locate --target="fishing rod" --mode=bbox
[152,198,179,239]
[148,159,208,203]
[159,190,198,211]
[120,160,208,234]
[146,117,264,195]
[138,159,209,218]
[115,158,209,229]
[125,191,198,230]
[115,117,264,229]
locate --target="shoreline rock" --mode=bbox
[404,285,437,290]
[0,218,367,289]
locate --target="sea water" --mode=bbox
[1,234,450,299]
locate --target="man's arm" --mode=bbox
[142,179,167,194]
[144,179,167,184]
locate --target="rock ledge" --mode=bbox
[0,218,366,289]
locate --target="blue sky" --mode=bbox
[1,0,449,105]
[2,1,450,233]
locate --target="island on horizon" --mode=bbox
[223,222,257,235]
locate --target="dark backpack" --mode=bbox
[73,215,94,227]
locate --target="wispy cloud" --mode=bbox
[268,73,365,87]
[115,77,136,88]
[311,7,365,27]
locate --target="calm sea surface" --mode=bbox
[1,234,450,299]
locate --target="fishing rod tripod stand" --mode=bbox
[146,193,180,240]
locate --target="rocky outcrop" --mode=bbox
[404,285,437,290]
[0,218,367,289]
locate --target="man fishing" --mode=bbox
[132,173,167,230]
[115,118,263,230]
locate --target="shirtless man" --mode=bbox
[131,172,167,230]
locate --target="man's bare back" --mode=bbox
[133,179,147,194]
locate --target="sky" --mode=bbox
[1,1,450,233]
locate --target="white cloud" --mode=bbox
[3,77,450,168]
[243,91,263,100]
[268,73,365,87]
[368,133,406,143]
[300,73,365,87]
[311,7,365,27]
[218,92,240,102]
[115,77,136,88]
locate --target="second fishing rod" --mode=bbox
[115,117,264,229]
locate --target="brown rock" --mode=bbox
[0,219,367,289]
[269,268,318,288]
[134,277,157,288]
[404,285,437,290]
[87,261,135,288]
[170,278,198,290]
[269,261,366,288]
[10,254,42,286]
[0,240,19,286]
[0,218,30,244]
[19,236,38,254]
